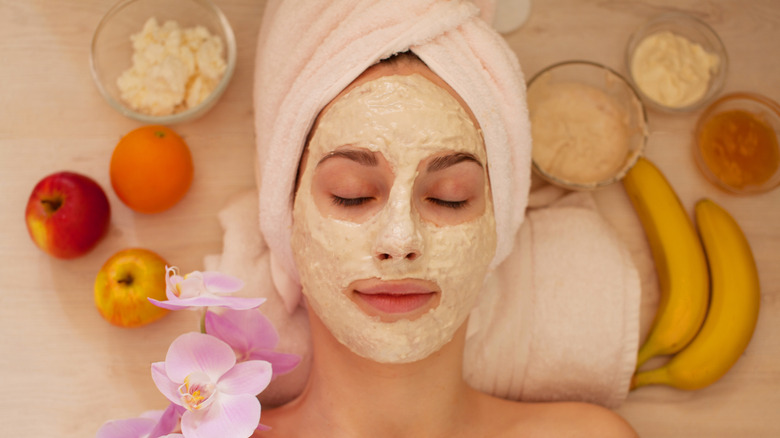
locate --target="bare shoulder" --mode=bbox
[476,394,638,438]
[537,401,639,437]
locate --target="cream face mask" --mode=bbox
[291,73,497,363]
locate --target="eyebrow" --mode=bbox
[426,152,483,172]
[317,148,378,167]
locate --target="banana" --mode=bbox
[631,198,761,390]
[622,157,710,369]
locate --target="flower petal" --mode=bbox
[165,333,236,383]
[249,350,301,377]
[201,271,245,294]
[151,362,184,406]
[95,416,156,438]
[138,409,166,420]
[204,310,252,354]
[177,273,208,298]
[220,308,279,349]
[149,296,266,311]
[146,402,183,438]
[218,360,272,396]
[165,266,184,298]
[181,394,261,438]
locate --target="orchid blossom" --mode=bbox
[151,332,272,438]
[205,308,300,376]
[149,266,265,311]
[95,403,183,438]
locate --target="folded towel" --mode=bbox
[206,0,644,409]
[465,190,641,408]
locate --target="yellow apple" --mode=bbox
[94,248,171,328]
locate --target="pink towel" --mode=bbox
[205,0,644,409]
[465,189,641,407]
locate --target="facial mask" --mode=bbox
[291,73,497,363]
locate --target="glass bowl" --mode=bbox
[626,12,728,113]
[526,60,648,190]
[694,92,780,195]
[90,0,236,124]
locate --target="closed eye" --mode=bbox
[426,198,468,209]
[332,196,374,207]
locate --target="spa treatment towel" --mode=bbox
[204,0,644,408]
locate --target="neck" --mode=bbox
[289,310,475,437]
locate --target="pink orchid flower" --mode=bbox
[151,332,272,438]
[205,308,300,376]
[95,403,182,438]
[149,267,265,311]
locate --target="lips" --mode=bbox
[350,279,439,318]
[357,293,434,314]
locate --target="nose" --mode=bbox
[373,197,422,262]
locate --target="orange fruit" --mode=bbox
[110,125,194,214]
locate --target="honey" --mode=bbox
[697,109,780,191]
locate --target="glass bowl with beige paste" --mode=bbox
[626,12,728,113]
[527,60,648,190]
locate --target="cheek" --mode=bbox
[425,212,496,273]
[292,192,376,290]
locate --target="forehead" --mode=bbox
[311,73,485,165]
[313,56,480,135]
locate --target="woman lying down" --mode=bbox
[251,0,640,436]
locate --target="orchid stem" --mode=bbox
[200,308,207,334]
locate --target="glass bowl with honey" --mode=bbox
[694,92,780,194]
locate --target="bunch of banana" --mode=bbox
[631,198,761,390]
[622,157,710,369]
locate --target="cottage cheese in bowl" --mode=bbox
[90,0,236,124]
[117,17,227,117]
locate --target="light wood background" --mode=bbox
[1,1,778,436]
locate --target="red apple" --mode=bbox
[25,171,111,259]
[94,248,170,328]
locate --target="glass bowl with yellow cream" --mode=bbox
[626,12,728,113]
[694,92,780,195]
[527,61,648,190]
[90,0,236,124]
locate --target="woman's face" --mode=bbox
[291,60,497,363]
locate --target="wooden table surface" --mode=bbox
[1,1,778,436]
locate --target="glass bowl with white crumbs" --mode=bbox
[90,0,236,124]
